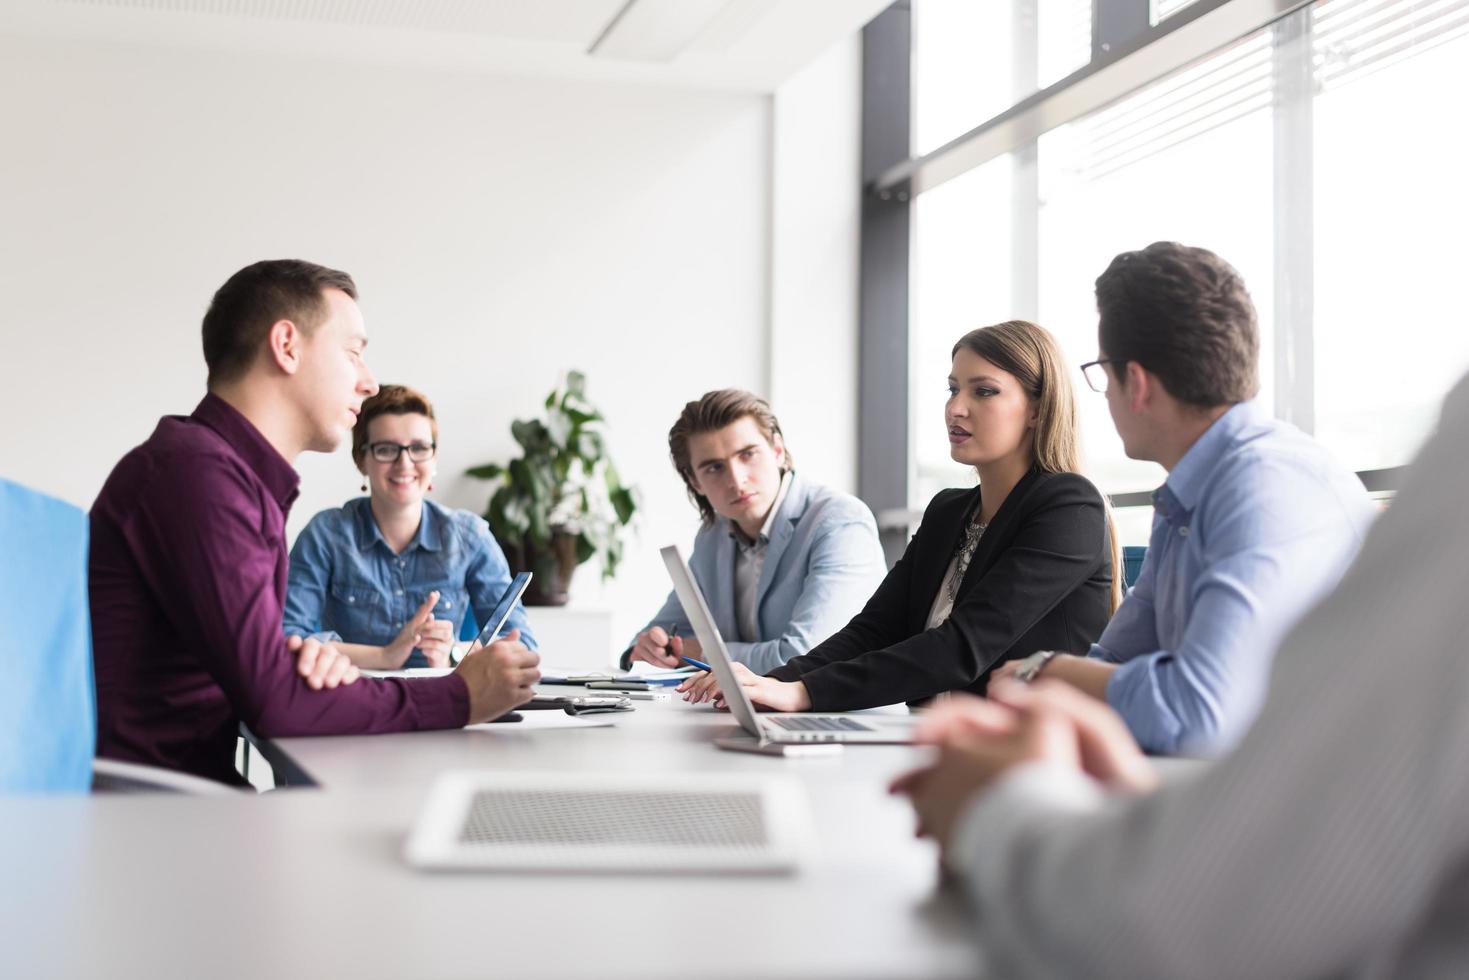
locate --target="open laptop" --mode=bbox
[661,545,919,745]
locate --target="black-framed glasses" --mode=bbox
[367,441,436,463]
[1079,359,1126,394]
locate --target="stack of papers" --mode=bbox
[360,667,454,679]
[537,666,698,686]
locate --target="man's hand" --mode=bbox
[383,591,442,668]
[677,662,811,712]
[989,657,1025,684]
[455,628,540,724]
[627,626,702,669]
[289,633,360,690]
[890,680,1157,854]
[997,653,1118,702]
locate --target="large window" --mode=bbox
[1312,0,1469,470]
[1037,30,1275,495]
[911,0,1094,156]
[906,0,1469,537]
[910,154,1015,505]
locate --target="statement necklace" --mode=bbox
[948,517,989,604]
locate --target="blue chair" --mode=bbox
[0,479,95,793]
[1,479,231,795]
[1122,546,1148,591]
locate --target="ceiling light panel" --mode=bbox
[54,0,627,43]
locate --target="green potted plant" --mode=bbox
[466,371,638,606]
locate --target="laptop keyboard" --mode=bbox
[769,716,875,732]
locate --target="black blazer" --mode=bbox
[767,467,1113,711]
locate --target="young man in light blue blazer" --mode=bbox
[622,389,886,674]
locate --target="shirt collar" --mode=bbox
[349,496,443,553]
[729,470,794,549]
[416,499,445,552]
[1158,399,1266,514]
[191,393,299,513]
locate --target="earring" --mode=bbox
[360,481,367,493]
[427,482,434,492]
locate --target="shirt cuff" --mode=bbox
[948,761,1107,880]
[284,629,342,644]
[408,672,472,729]
[1104,655,1182,754]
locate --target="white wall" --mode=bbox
[770,35,862,495]
[0,28,860,653]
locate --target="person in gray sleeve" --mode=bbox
[622,389,886,674]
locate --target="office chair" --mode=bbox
[0,478,231,796]
[1123,546,1148,590]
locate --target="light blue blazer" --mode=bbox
[630,472,887,673]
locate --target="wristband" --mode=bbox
[1013,650,1059,684]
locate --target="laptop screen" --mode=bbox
[660,545,768,741]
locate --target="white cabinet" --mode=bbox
[522,604,619,672]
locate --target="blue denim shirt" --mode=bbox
[1089,400,1375,755]
[284,498,536,667]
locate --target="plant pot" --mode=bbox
[519,531,579,606]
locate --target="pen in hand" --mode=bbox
[662,624,709,671]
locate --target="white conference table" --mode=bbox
[0,691,987,980]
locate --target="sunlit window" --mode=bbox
[911,1,1013,155]
[910,154,1015,506]
[905,0,1469,537]
[1312,0,1469,470]
[1152,0,1206,24]
[1038,31,1275,497]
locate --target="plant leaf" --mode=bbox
[609,486,637,525]
[574,532,596,564]
[511,419,552,454]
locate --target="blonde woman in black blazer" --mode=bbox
[681,320,1121,713]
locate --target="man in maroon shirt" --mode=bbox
[89,259,539,785]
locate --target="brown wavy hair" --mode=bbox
[668,389,793,524]
[952,320,1123,612]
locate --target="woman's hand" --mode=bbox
[415,617,456,667]
[382,591,442,668]
[677,662,812,713]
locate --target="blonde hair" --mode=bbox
[951,320,1124,612]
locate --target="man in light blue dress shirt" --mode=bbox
[1002,243,1375,754]
[622,389,886,674]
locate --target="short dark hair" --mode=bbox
[201,259,358,387]
[668,389,793,524]
[352,384,438,466]
[1094,242,1259,407]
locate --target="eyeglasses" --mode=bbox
[1079,359,1127,394]
[367,441,436,463]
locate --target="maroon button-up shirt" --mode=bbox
[90,394,469,785]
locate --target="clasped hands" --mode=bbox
[889,679,1158,857]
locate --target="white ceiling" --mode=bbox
[0,0,894,92]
